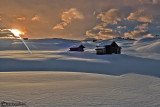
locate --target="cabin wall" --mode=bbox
[105,47,121,54]
[96,49,106,55]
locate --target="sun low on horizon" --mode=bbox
[10,29,24,38]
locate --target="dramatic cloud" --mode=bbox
[135,24,149,30]
[86,30,98,38]
[0,0,159,40]
[93,23,110,31]
[86,27,121,40]
[86,9,123,40]
[124,30,150,38]
[97,9,123,25]
[98,30,121,40]
[0,29,14,38]
[53,22,68,30]
[127,10,153,23]
[53,8,84,30]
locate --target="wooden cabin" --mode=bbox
[96,41,121,55]
[105,41,121,54]
[70,45,85,52]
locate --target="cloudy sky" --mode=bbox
[0,0,160,40]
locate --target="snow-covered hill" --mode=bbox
[0,38,133,51]
[0,37,160,107]
[0,37,160,74]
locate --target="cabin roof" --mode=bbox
[70,45,85,48]
[79,45,85,48]
[104,41,120,48]
[111,41,119,47]
[95,47,105,50]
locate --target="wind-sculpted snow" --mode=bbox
[0,38,117,51]
[136,41,160,53]
[119,37,160,59]
[0,50,160,78]
[0,38,160,107]
[0,72,160,107]
[0,37,160,77]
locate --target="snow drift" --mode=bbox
[0,37,160,107]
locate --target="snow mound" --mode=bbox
[134,37,159,46]
[136,41,160,53]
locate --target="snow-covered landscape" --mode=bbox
[0,37,160,107]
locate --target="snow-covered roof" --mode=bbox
[96,47,105,50]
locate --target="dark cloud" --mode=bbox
[0,29,14,38]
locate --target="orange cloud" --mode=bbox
[0,16,2,21]
[86,27,121,40]
[124,30,150,38]
[127,10,153,23]
[17,17,26,21]
[135,24,149,30]
[32,15,40,21]
[97,30,121,40]
[97,9,123,25]
[93,23,110,31]
[53,22,68,30]
[117,26,127,29]
[86,30,97,38]
[53,8,84,30]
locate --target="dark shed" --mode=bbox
[105,41,121,54]
[96,41,121,55]
[70,45,85,52]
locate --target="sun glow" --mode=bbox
[10,29,24,37]
[9,29,32,54]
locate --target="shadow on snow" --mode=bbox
[0,54,160,78]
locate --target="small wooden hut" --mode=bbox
[70,45,85,52]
